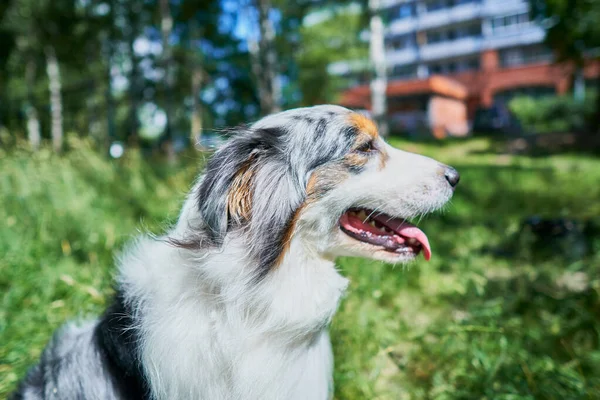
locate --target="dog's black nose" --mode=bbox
[444,167,460,188]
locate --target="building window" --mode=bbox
[425,0,475,12]
[454,24,482,39]
[390,65,417,80]
[430,64,442,74]
[427,30,446,44]
[456,58,480,72]
[398,4,413,18]
[426,0,447,12]
[499,46,553,67]
[387,34,414,51]
[492,12,530,32]
[387,3,414,21]
[426,24,481,44]
[429,57,479,75]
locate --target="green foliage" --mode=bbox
[530,0,600,65]
[2,138,600,399]
[0,0,265,144]
[509,92,597,133]
[529,0,600,133]
[0,138,200,395]
[296,6,368,106]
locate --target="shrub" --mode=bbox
[509,91,597,134]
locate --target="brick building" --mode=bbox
[337,0,600,136]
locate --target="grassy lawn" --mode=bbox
[1,137,599,399]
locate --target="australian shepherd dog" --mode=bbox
[12,105,459,400]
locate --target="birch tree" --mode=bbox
[368,0,388,137]
[249,0,281,115]
[159,0,177,162]
[24,53,41,150]
[189,17,204,148]
[45,45,64,152]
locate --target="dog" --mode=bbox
[12,105,459,400]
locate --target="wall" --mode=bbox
[427,95,469,138]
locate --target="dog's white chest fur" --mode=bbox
[119,233,348,400]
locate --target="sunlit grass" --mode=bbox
[1,137,599,399]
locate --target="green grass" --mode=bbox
[1,137,599,399]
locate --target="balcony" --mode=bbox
[483,24,545,50]
[386,47,419,66]
[387,17,418,36]
[420,37,482,61]
[418,3,483,30]
[482,0,529,17]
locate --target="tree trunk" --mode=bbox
[159,0,177,163]
[593,65,600,135]
[104,0,116,152]
[248,39,267,111]
[189,18,203,149]
[573,66,585,103]
[126,3,140,146]
[103,44,116,150]
[25,57,41,151]
[255,0,280,115]
[45,45,63,152]
[368,0,389,137]
[190,69,203,148]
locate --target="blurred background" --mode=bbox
[1,0,600,398]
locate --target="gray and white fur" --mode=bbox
[12,105,458,400]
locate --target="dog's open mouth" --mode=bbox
[339,208,431,261]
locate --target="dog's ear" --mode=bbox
[196,127,307,278]
[197,132,259,245]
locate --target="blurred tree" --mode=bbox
[243,0,367,110]
[368,0,388,137]
[45,45,63,152]
[124,0,146,145]
[102,0,117,148]
[246,0,282,115]
[176,0,259,142]
[2,0,47,150]
[530,0,600,132]
[25,56,41,150]
[188,16,204,148]
[1,0,104,152]
[296,5,367,106]
[159,0,176,162]
[0,0,324,153]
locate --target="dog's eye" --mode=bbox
[355,141,375,154]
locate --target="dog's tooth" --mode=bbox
[358,211,367,220]
[369,220,377,227]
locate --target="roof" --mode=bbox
[339,75,469,108]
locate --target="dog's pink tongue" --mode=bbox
[384,219,432,261]
[398,226,431,261]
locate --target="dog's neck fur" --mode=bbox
[118,195,348,399]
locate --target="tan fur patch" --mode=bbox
[379,147,389,170]
[349,113,379,140]
[343,152,370,169]
[274,203,306,267]
[275,164,349,267]
[306,164,349,202]
[227,160,255,223]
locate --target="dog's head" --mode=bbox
[183,105,458,278]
